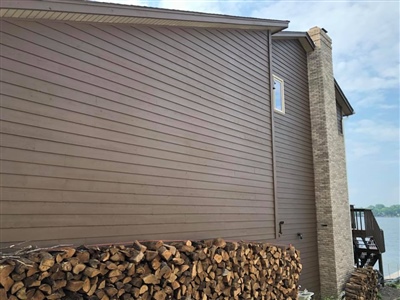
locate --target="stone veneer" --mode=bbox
[307,26,354,298]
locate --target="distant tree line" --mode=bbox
[367,204,400,217]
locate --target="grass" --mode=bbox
[386,281,400,289]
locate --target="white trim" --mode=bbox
[272,74,285,114]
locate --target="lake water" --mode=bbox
[375,217,400,278]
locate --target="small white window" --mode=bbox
[273,75,285,113]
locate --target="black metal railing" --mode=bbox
[350,206,385,253]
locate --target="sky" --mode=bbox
[94,0,400,208]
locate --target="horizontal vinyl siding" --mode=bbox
[272,39,320,294]
[0,20,274,246]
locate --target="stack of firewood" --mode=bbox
[345,267,378,300]
[0,239,302,300]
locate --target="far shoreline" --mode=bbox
[385,270,400,281]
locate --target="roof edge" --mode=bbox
[335,79,355,116]
[0,0,289,32]
[272,31,315,52]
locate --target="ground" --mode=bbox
[379,285,400,300]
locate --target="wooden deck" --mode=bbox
[351,206,386,283]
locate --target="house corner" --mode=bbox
[306,26,354,297]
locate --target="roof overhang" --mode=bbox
[272,31,315,53]
[0,0,289,33]
[335,79,355,116]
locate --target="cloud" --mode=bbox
[346,140,381,159]
[379,104,399,110]
[351,92,399,109]
[348,119,399,142]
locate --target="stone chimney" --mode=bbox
[307,26,354,297]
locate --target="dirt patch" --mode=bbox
[379,286,400,300]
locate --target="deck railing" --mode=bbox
[350,206,385,253]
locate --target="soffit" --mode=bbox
[0,1,289,32]
[272,31,315,53]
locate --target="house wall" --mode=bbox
[271,39,320,294]
[0,20,276,247]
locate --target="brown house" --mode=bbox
[0,0,355,297]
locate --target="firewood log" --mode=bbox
[0,239,303,300]
[345,267,378,300]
